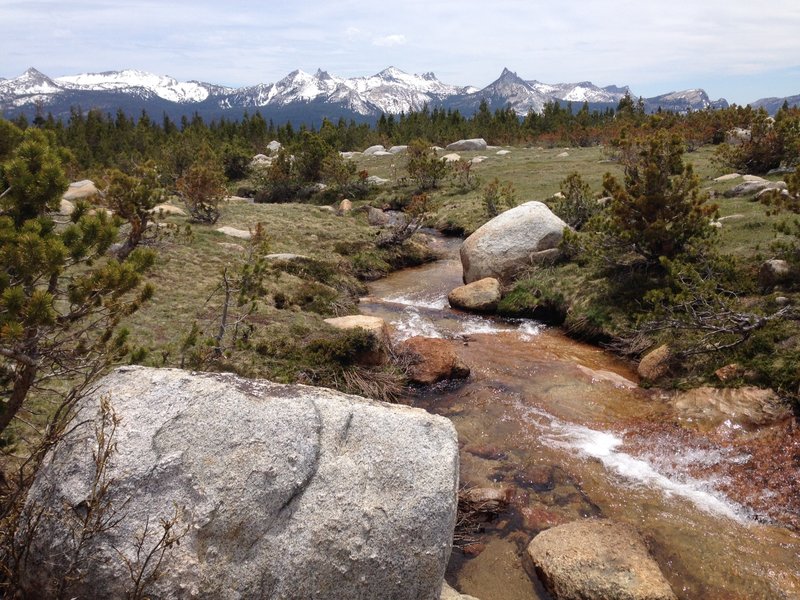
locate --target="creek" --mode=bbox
[359,234,800,600]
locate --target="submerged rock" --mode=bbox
[22,367,459,600]
[670,386,791,427]
[460,201,567,284]
[527,519,677,600]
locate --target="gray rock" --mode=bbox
[445,139,487,151]
[59,198,75,215]
[363,144,386,156]
[62,179,99,201]
[216,226,252,240]
[723,180,786,197]
[759,258,792,289]
[368,207,390,226]
[441,582,481,600]
[725,128,751,145]
[265,253,310,261]
[441,153,461,163]
[527,520,677,600]
[267,140,282,153]
[388,145,408,154]
[251,153,272,167]
[22,367,458,600]
[460,201,567,284]
[366,175,390,186]
[713,173,741,182]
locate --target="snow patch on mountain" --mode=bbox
[55,69,227,103]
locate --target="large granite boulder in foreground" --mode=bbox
[22,367,459,599]
[460,201,567,284]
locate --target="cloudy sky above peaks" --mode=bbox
[1,0,799,104]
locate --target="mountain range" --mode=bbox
[0,66,793,125]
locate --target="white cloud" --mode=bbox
[372,34,406,47]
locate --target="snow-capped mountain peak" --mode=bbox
[0,65,735,120]
[53,69,227,103]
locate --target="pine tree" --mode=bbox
[0,124,154,435]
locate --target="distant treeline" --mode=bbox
[4,97,795,177]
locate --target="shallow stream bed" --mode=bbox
[359,235,800,600]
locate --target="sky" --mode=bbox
[2,0,799,105]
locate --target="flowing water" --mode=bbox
[359,235,800,600]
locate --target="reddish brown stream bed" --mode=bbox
[360,235,800,600]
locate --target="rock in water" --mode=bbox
[21,367,459,600]
[448,278,502,312]
[527,520,677,600]
[460,201,567,284]
[399,337,471,385]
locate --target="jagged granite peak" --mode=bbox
[457,67,546,114]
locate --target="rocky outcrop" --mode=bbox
[363,144,386,156]
[151,203,186,216]
[723,180,786,197]
[670,386,791,427]
[637,344,671,382]
[713,173,741,182]
[22,367,459,600]
[758,259,792,289]
[446,138,487,151]
[448,278,502,313]
[62,179,99,201]
[267,140,282,153]
[527,520,677,600]
[442,153,461,162]
[399,337,470,385]
[460,201,567,284]
[368,206,390,226]
[215,226,252,239]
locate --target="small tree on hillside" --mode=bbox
[584,131,717,273]
[551,172,599,230]
[103,161,164,260]
[406,139,449,190]
[177,158,226,224]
